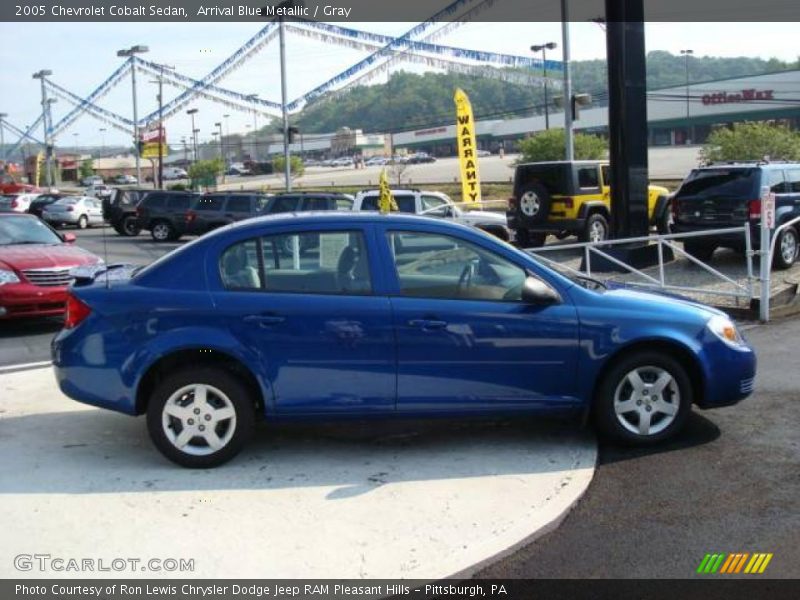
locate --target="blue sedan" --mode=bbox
[52,213,756,467]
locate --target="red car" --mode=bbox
[0,213,102,319]
[0,173,40,195]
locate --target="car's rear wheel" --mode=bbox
[594,352,692,444]
[773,226,799,270]
[683,240,716,263]
[146,367,255,468]
[77,215,88,230]
[151,220,174,242]
[120,215,141,237]
[580,213,609,243]
[516,182,551,225]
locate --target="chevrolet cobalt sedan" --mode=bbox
[52,213,756,467]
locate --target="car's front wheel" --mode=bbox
[773,226,799,270]
[120,215,142,237]
[594,352,692,444]
[151,220,175,242]
[580,213,609,243]
[77,215,89,229]
[146,367,255,468]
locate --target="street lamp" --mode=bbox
[32,69,53,186]
[99,127,106,156]
[215,121,224,182]
[530,42,557,130]
[680,49,694,144]
[0,113,7,161]
[186,108,199,162]
[246,94,259,160]
[73,132,79,154]
[117,45,149,183]
[193,128,200,160]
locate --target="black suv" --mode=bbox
[672,162,800,268]
[103,188,150,236]
[135,190,199,242]
[263,192,353,214]
[28,193,69,219]
[185,192,271,236]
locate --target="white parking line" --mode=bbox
[0,360,52,374]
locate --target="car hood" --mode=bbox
[456,210,507,225]
[599,285,726,321]
[0,244,101,271]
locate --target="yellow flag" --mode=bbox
[454,88,482,209]
[378,168,398,214]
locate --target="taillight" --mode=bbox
[64,293,91,329]
[507,196,517,211]
[185,210,196,223]
[562,196,574,209]
[66,206,74,212]
[10,198,18,209]
[749,199,761,219]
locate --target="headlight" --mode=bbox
[0,269,21,286]
[707,315,747,349]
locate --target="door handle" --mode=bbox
[244,314,285,326]
[408,318,448,331]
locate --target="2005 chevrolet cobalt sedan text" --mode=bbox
[52,213,756,467]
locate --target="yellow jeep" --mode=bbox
[506,160,672,246]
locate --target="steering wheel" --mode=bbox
[457,262,476,293]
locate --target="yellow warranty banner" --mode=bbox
[454,88,481,208]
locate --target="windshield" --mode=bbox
[676,168,759,199]
[0,215,62,245]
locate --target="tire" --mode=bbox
[579,212,609,243]
[77,215,88,230]
[146,367,256,468]
[120,215,141,237]
[772,226,799,270]
[656,200,673,235]
[516,182,551,225]
[151,220,175,242]
[594,351,692,445]
[683,240,716,262]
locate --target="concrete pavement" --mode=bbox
[0,368,595,579]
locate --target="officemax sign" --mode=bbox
[701,89,774,105]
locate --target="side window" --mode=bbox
[255,196,271,212]
[219,239,262,290]
[786,170,800,194]
[336,197,354,211]
[168,195,192,210]
[387,231,527,301]
[578,167,600,189]
[421,195,448,216]
[394,195,417,213]
[195,196,224,211]
[268,196,299,213]
[259,230,371,295]
[766,170,788,194]
[304,197,330,211]
[226,196,251,212]
[146,194,166,209]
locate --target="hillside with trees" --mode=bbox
[292,52,798,134]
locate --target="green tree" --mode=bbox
[188,158,224,188]
[272,155,305,180]
[78,159,94,181]
[517,129,607,162]
[700,122,800,163]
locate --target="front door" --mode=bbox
[211,228,395,415]
[383,229,580,413]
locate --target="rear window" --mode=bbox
[516,164,571,195]
[676,168,759,199]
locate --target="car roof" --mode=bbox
[517,160,606,167]
[695,162,800,170]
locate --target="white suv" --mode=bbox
[352,189,510,241]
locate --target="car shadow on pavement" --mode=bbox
[0,317,62,338]
[596,412,721,466]
[0,409,595,496]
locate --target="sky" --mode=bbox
[0,21,798,151]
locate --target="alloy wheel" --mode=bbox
[780,229,798,265]
[613,366,680,436]
[519,191,541,217]
[161,384,237,457]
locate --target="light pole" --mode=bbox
[561,0,574,160]
[99,127,106,156]
[73,132,79,154]
[680,49,694,144]
[150,63,175,189]
[223,113,230,167]
[215,121,225,182]
[186,108,199,162]
[0,113,6,161]
[117,45,149,184]
[278,15,291,191]
[530,42,557,130]
[32,69,53,186]
[247,94,259,160]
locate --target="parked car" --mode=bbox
[365,157,388,167]
[330,157,354,168]
[0,213,101,319]
[672,162,800,269]
[27,193,68,218]
[0,173,40,195]
[185,192,271,236]
[52,213,756,467]
[81,175,104,187]
[42,196,105,229]
[112,174,139,185]
[259,192,354,254]
[406,153,437,164]
[507,161,672,246]
[103,188,149,237]
[353,188,510,241]
[0,193,40,213]
[85,183,114,199]
[476,149,492,157]
[163,167,189,181]
[226,163,251,176]
[135,190,199,242]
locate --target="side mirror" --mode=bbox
[521,276,560,305]
[63,233,76,244]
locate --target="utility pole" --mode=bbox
[32,70,53,186]
[215,121,225,183]
[530,43,557,130]
[279,16,291,191]
[561,0,574,160]
[680,49,694,144]
[150,63,174,189]
[187,108,199,162]
[0,113,6,161]
[99,127,106,157]
[247,94,259,160]
[117,45,149,185]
